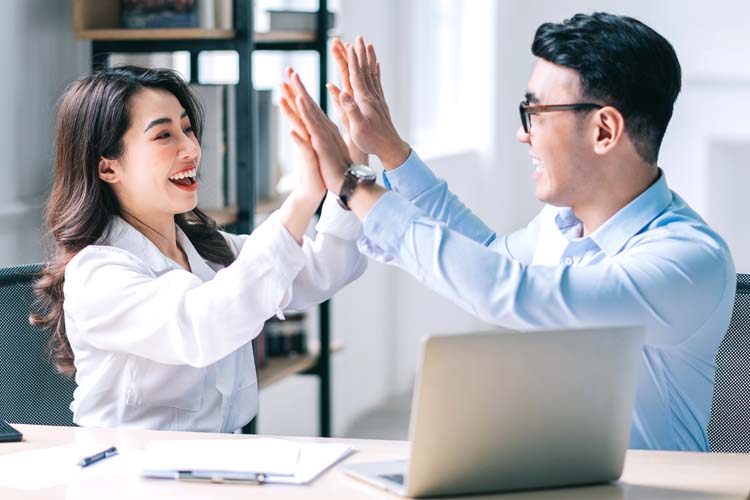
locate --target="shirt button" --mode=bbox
[564,257,573,266]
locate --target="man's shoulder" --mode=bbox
[639,191,727,248]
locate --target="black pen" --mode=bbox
[77,446,119,468]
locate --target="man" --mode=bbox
[282,13,735,451]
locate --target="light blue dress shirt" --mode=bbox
[359,150,736,451]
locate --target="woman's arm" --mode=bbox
[64,214,305,368]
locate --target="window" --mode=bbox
[405,0,493,154]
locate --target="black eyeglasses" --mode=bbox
[519,101,603,134]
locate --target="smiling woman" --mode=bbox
[29,66,367,433]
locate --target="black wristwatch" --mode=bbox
[337,164,377,210]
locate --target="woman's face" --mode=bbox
[99,87,201,218]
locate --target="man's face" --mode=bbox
[517,59,598,208]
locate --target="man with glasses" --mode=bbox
[282,13,735,451]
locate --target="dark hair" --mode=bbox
[31,65,236,376]
[531,12,681,164]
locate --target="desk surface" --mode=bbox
[1,424,749,499]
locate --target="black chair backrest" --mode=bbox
[708,273,750,452]
[0,263,76,426]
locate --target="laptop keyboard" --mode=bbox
[379,473,405,485]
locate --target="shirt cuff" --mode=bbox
[382,149,440,200]
[360,191,423,259]
[239,210,306,284]
[315,191,363,241]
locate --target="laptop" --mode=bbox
[343,326,644,498]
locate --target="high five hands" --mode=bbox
[280,67,352,195]
[327,36,410,170]
[279,35,411,200]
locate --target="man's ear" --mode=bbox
[98,157,119,184]
[592,106,625,156]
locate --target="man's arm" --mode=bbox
[358,190,731,346]
[382,150,496,246]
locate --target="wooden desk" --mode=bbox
[1,425,749,499]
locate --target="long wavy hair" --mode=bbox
[31,66,236,376]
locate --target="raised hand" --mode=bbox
[279,70,325,203]
[327,39,368,165]
[281,69,352,195]
[333,35,410,170]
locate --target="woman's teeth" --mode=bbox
[169,168,197,181]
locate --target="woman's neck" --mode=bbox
[120,210,188,269]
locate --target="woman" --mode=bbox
[31,66,366,432]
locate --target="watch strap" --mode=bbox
[337,170,359,210]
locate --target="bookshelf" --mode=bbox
[73,0,335,437]
[74,28,236,40]
[74,29,316,43]
[259,342,342,390]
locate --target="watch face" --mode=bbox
[349,164,377,180]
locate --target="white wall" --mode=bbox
[0,0,89,266]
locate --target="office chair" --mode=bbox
[0,263,76,426]
[708,273,750,453]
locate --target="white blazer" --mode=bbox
[63,194,367,432]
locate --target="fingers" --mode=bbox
[289,129,312,151]
[290,72,330,131]
[346,44,369,97]
[326,83,349,126]
[281,82,300,116]
[326,82,341,102]
[331,38,352,94]
[282,67,306,121]
[366,43,378,74]
[368,44,385,98]
[355,35,375,93]
[279,97,309,140]
[289,71,317,106]
[289,71,349,164]
[338,91,367,128]
[295,94,327,135]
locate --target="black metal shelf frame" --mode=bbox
[89,0,333,438]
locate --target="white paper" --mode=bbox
[0,443,142,490]
[141,438,301,476]
[264,442,355,485]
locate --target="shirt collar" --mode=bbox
[553,169,673,257]
[103,216,216,279]
[591,170,672,256]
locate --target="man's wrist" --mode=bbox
[379,140,411,171]
[349,182,386,221]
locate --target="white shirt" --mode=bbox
[63,194,366,433]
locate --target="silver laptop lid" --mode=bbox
[405,326,644,497]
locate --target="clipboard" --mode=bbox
[147,469,273,484]
[140,438,354,485]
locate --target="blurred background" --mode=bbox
[2,0,748,439]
